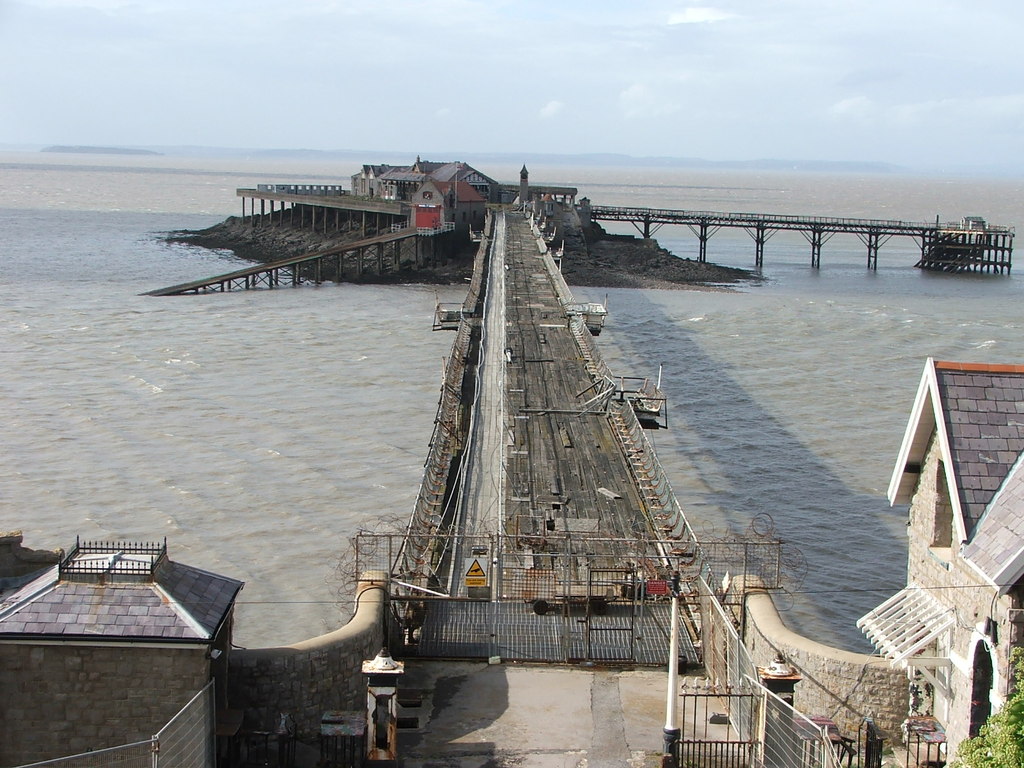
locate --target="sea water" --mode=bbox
[2,152,1022,650]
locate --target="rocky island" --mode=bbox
[170,208,756,290]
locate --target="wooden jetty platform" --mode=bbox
[586,203,1014,272]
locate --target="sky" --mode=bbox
[2,0,1023,169]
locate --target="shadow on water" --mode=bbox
[589,287,908,652]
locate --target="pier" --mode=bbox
[586,203,1014,272]
[354,209,783,667]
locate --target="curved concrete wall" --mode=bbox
[744,587,906,741]
[227,573,386,737]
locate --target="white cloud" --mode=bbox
[539,100,564,119]
[668,7,736,25]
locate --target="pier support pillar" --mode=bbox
[687,221,719,263]
[801,227,834,269]
[744,224,775,268]
[857,230,890,270]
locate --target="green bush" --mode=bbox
[954,647,1024,768]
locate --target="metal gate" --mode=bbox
[584,567,638,661]
[385,548,696,663]
[373,535,696,665]
[401,587,680,664]
[677,692,759,768]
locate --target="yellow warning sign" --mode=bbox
[464,558,488,587]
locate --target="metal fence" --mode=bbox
[359,529,784,668]
[15,682,215,768]
[154,682,216,768]
[678,691,758,768]
[14,742,154,768]
[693,576,842,768]
[365,532,701,664]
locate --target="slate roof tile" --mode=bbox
[0,544,243,643]
[935,363,1024,538]
[964,457,1024,590]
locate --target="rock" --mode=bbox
[167,210,759,291]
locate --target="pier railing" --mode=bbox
[396,313,473,586]
[256,183,346,196]
[395,213,496,589]
[590,205,1014,236]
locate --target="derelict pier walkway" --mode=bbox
[373,209,782,665]
[589,204,1014,272]
[146,227,426,296]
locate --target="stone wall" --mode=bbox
[904,434,1012,755]
[0,530,61,580]
[744,587,906,741]
[0,643,208,766]
[227,573,386,739]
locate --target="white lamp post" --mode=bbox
[662,571,682,768]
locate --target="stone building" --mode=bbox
[435,180,486,236]
[858,359,1024,758]
[0,536,242,765]
[350,157,499,203]
[350,158,492,237]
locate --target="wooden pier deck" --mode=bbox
[499,215,657,546]
[386,210,712,664]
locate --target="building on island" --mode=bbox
[0,536,243,766]
[350,157,495,237]
[859,359,1024,759]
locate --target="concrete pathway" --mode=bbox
[396,660,669,767]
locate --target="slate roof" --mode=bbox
[436,180,486,203]
[962,455,1024,593]
[379,169,427,183]
[0,541,243,642]
[428,162,467,183]
[933,361,1024,537]
[413,160,447,174]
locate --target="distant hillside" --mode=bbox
[41,145,163,156]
